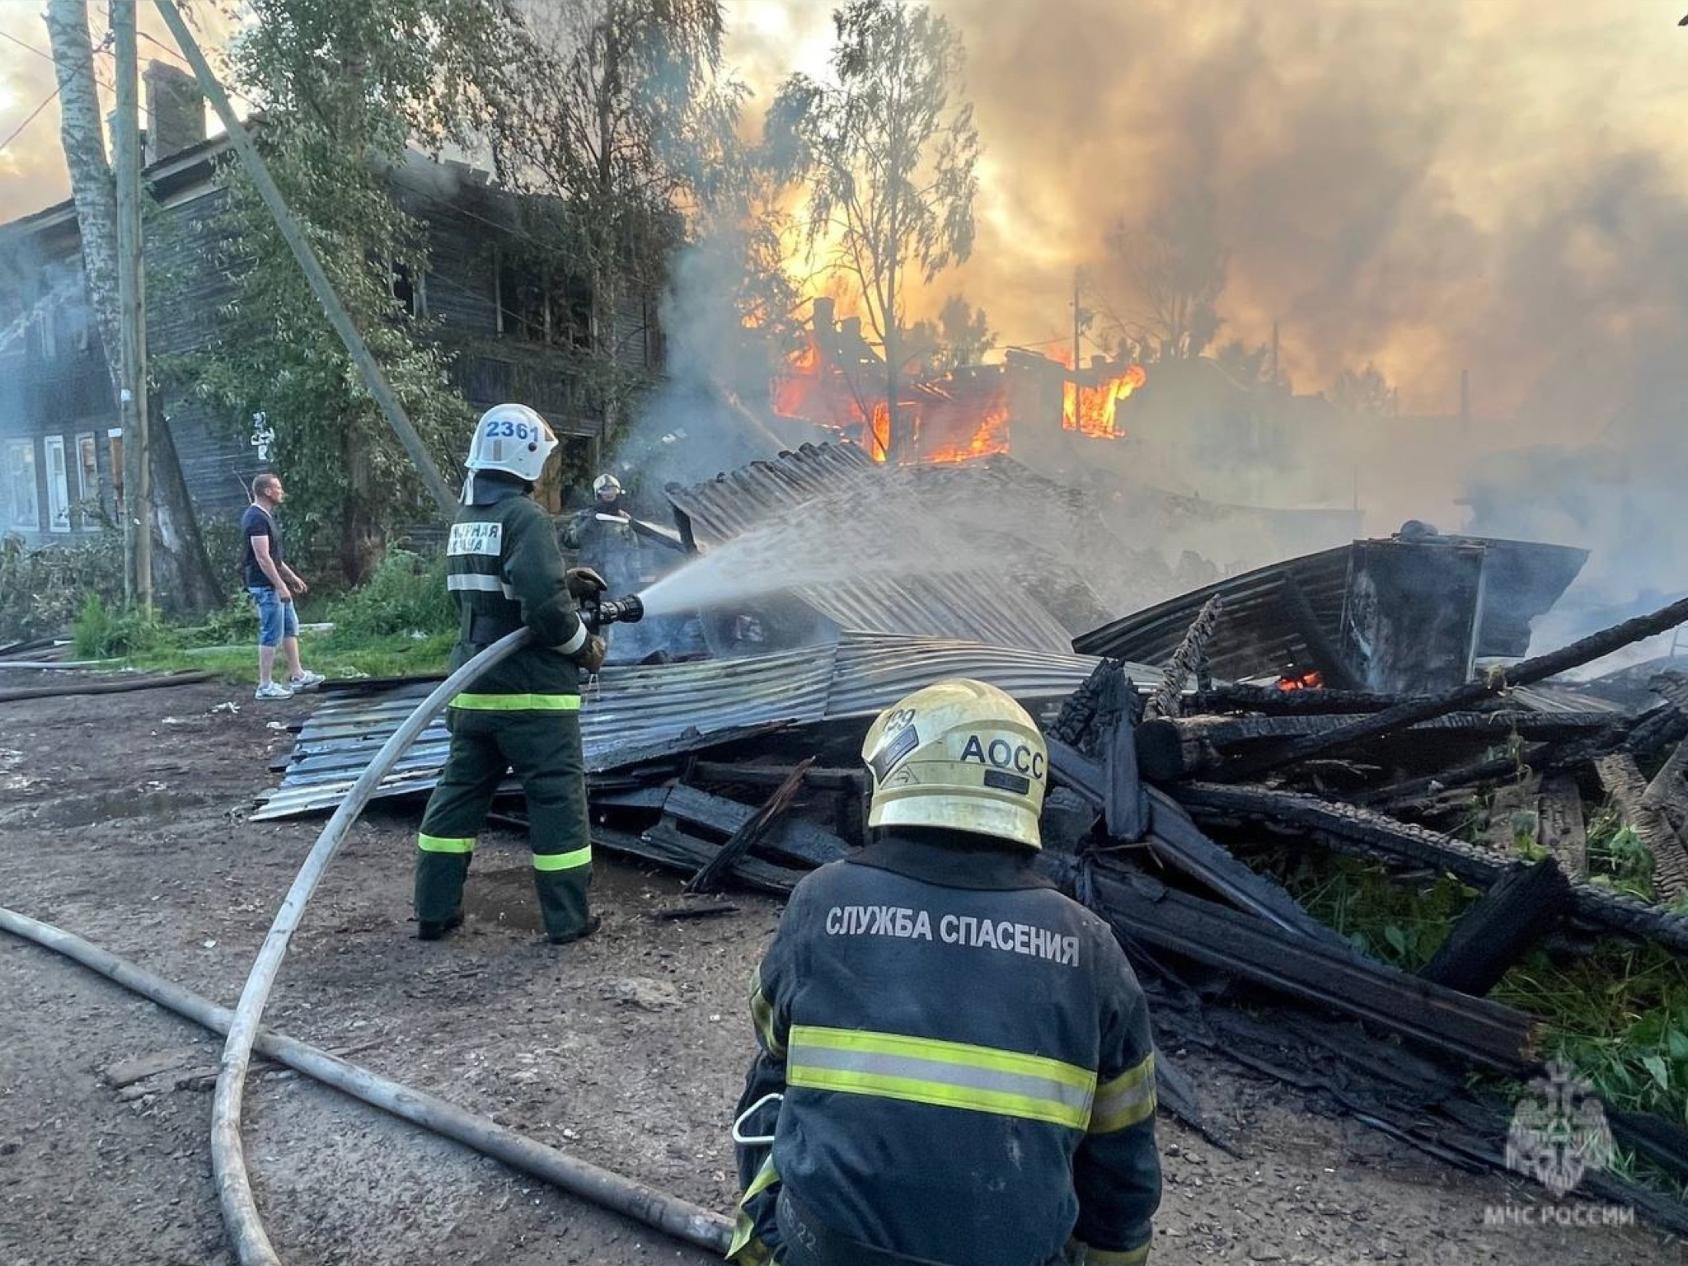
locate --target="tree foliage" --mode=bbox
[905,294,994,377]
[180,0,517,581]
[768,0,980,457]
[1105,186,1227,362]
[485,1,736,441]
[1330,362,1397,418]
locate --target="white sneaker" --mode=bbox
[289,670,325,691]
[255,681,294,701]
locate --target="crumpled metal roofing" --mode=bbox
[665,443,1077,654]
[253,632,1129,821]
[1073,535,1587,681]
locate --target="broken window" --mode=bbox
[4,439,39,531]
[392,261,425,318]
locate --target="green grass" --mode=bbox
[1263,843,1688,1133]
[73,548,457,683]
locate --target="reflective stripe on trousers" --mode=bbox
[786,1025,1096,1130]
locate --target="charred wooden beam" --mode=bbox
[1597,752,1688,902]
[1045,857,1537,1071]
[686,759,814,894]
[1145,712,1615,782]
[1145,595,1224,720]
[1420,859,1572,995]
[1276,574,1363,691]
[1173,781,1688,955]
[1050,737,1344,945]
[590,822,806,895]
[1185,683,1432,716]
[1104,694,1149,841]
[1223,593,1688,780]
[660,783,849,871]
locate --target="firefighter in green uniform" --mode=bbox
[413,403,609,945]
[729,679,1162,1265]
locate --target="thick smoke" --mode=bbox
[720,1,1688,616]
[606,225,803,501]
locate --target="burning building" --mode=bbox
[767,298,1148,472]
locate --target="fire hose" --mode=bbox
[198,592,654,1265]
[0,905,733,1255]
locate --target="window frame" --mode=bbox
[4,438,41,531]
[76,431,99,527]
[43,434,71,533]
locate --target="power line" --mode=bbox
[0,26,149,121]
[0,85,62,156]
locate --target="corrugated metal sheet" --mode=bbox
[666,443,1077,654]
[1074,545,1353,682]
[1073,535,1586,681]
[253,632,1128,821]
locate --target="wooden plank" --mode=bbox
[1044,857,1537,1071]
[1598,752,1688,902]
[1174,781,1688,955]
[1420,859,1572,995]
[1482,775,1540,853]
[661,783,849,871]
[686,760,814,894]
[590,822,805,895]
[1538,776,1588,878]
[1050,738,1346,946]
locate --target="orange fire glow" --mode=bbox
[1276,670,1326,692]
[923,393,1010,464]
[1063,364,1148,438]
[767,327,1144,464]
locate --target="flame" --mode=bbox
[1276,670,1326,692]
[1063,364,1148,438]
[923,392,1010,464]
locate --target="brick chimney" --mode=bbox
[143,61,205,165]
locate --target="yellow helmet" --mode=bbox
[861,678,1047,850]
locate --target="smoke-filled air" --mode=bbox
[655,0,1688,624]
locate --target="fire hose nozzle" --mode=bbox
[586,593,644,632]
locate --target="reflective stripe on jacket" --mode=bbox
[731,832,1161,1266]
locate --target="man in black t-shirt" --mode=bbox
[242,472,322,700]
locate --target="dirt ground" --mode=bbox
[0,678,1681,1265]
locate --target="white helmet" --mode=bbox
[465,403,558,484]
[593,473,623,497]
[861,678,1048,850]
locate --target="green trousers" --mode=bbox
[414,704,592,939]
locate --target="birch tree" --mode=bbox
[43,0,219,612]
[767,0,980,460]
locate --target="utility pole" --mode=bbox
[1271,320,1280,387]
[153,0,458,518]
[113,0,151,609]
[1071,268,1082,373]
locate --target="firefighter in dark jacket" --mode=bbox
[729,679,1162,1266]
[413,403,608,945]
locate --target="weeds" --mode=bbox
[1267,843,1688,1132]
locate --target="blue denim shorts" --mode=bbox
[250,585,299,648]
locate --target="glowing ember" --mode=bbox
[1276,670,1326,692]
[1063,364,1148,438]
